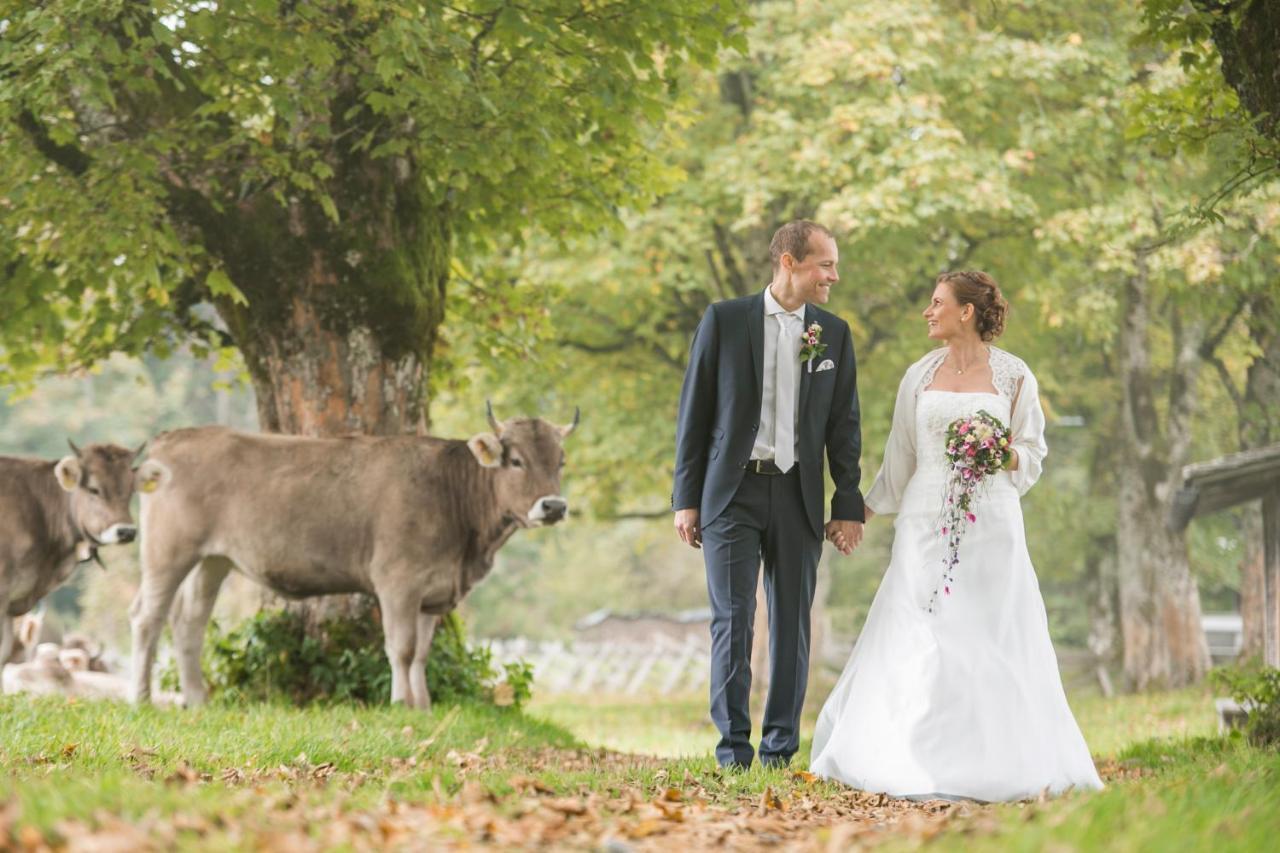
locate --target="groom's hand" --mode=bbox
[675,508,702,549]
[825,520,864,555]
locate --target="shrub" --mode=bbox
[1211,661,1280,748]
[161,599,532,709]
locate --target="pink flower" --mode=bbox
[966,512,976,523]
[941,526,948,535]
[966,446,977,457]
[944,586,951,595]
[958,423,970,435]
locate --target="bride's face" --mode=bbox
[923,283,974,340]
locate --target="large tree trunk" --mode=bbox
[1240,507,1266,658]
[197,149,451,623]
[1237,292,1280,657]
[1086,534,1120,697]
[242,295,427,437]
[1115,254,1211,689]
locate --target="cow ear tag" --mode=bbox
[54,456,82,492]
[135,459,171,494]
[468,433,503,468]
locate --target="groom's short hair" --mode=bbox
[769,220,835,271]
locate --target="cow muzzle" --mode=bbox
[98,523,137,545]
[528,495,568,526]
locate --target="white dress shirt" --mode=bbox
[751,286,805,464]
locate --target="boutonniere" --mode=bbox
[798,322,826,373]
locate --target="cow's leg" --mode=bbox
[130,543,198,704]
[410,611,440,711]
[169,556,232,707]
[377,591,420,707]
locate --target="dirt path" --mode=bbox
[9,746,1009,851]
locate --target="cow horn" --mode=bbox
[561,407,580,437]
[486,399,502,434]
[67,439,83,458]
[132,441,147,462]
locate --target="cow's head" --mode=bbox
[468,402,578,527]
[54,440,145,546]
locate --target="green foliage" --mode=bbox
[1212,662,1280,748]
[428,0,1280,645]
[161,603,531,709]
[1135,0,1279,219]
[0,0,747,388]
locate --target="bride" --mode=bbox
[810,271,1103,802]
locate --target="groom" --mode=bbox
[673,220,865,769]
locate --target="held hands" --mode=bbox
[674,508,702,549]
[825,519,864,556]
[679,510,870,554]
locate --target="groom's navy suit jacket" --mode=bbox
[672,291,865,537]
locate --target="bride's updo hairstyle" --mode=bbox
[936,270,1008,342]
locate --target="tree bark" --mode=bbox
[1236,290,1280,657]
[1196,0,1280,145]
[1240,506,1266,657]
[1086,534,1120,697]
[1115,252,1211,689]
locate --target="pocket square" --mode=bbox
[815,358,835,372]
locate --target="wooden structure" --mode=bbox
[1170,443,1280,667]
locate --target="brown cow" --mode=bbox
[0,441,149,680]
[131,404,577,709]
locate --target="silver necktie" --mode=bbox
[775,313,798,473]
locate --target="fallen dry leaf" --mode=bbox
[544,797,589,816]
[758,785,784,815]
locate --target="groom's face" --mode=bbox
[787,234,839,304]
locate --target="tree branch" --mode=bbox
[16,110,92,176]
[1206,351,1246,415]
[1200,294,1247,360]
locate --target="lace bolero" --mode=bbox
[916,346,1030,404]
[864,346,1049,515]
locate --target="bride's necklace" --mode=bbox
[948,347,984,375]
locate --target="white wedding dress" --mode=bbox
[810,347,1103,802]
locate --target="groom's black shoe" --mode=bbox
[759,754,792,770]
[719,760,751,773]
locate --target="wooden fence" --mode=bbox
[486,634,711,695]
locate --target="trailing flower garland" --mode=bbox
[925,409,1013,614]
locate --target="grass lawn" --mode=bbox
[526,681,1220,759]
[1,682,1274,850]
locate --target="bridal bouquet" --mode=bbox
[926,410,1014,614]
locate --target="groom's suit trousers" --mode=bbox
[703,466,822,768]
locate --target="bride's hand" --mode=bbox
[825,520,864,555]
